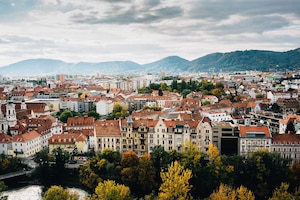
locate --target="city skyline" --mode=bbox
[0,0,299,67]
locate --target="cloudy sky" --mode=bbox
[0,0,299,66]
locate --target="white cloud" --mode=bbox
[0,0,299,66]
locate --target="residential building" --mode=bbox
[239,125,272,156]
[96,100,114,116]
[48,133,88,154]
[11,130,42,158]
[95,120,121,152]
[212,122,239,155]
[0,134,12,155]
[272,133,300,165]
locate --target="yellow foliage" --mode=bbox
[159,161,193,200]
[210,184,255,200]
[43,185,79,200]
[94,180,130,200]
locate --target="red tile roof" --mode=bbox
[95,120,121,136]
[272,134,300,144]
[48,133,87,144]
[240,125,271,137]
[12,130,41,142]
[0,134,12,143]
[67,116,94,126]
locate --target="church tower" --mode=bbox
[0,104,8,134]
[6,100,17,127]
[21,99,27,110]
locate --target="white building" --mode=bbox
[11,130,42,158]
[0,134,12,155]
[96,100,114,116]
[201,111,232,123]
[239,125,272,156]
[267,90,298,104]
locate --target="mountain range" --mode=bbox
[0,48,299,76]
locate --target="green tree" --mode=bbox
[33,148,51,185]
[52,147,70,183]
[149,83,160,90]
[245,150,289,199]
[285,121,296,134]
[159,161,193,200]
[43,185,79,200]
[171,80,178,91]
[158,88,163,96]
[59,109,73,123]
[88,110,100,120]
[92,180,131,200]
[181,89,192,98]
[202,100,211,106]
[150,145,171,184]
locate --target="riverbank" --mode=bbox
[2,185,89,200]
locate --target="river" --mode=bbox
[1,185,89,200]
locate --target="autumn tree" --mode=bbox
[209,184,255,200]
[120,151,139,191]
[80,150,121,190]
[92,180,131,200]
[0,181,7,200]
[159,161,193,200]
[43,185,79,200]
[268,182,294,200]
[137,154,157,196]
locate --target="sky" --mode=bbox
[0,0,299,67]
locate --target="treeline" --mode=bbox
[138,79,226,98]
[77,144,300,200]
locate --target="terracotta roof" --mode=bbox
[12,130,41,142]
[240,125,271,138]
[272,133,300,144]
[67,116,94,126]
[95,120,120,136]
[48,133,87,144]
[0,134,12,143]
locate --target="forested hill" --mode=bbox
[188,48,300,72]
[0,48,299,76]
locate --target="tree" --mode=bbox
[92,180,131,200]
[158,88,163,96]
[159,161,193,200]
[52,147,70,183]
[0,181,7,200]
[88,110,100,120]
[245,150,289,199]
[43,185,79,200]
[209,184,255,200]
[268,182,294,200]
[120,151,139,191]
[181,89,192,98]
[137,154,157,196]
[285,121,296,134]
[150,145,171,184]
[33,148,51,185]
[59,109,73,123]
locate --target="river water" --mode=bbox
[1,185,89,200]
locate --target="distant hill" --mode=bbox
[189,48,300,72]
[0,48,299,76]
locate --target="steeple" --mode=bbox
[6,100,17,127]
